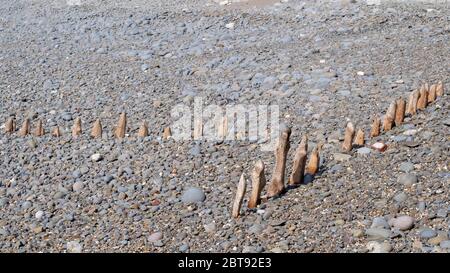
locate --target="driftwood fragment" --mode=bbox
[248,160,266,209]
[306,142,323,176]
[289,135,308,185]
[115,113,127,138]
[395,98,406,126]
[267,126,291,197]
[232,173,247,218]
[342,122,355,152]
[383,102,396,131]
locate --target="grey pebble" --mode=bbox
[181,187,206,203]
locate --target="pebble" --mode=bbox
[365,228,392,240]
[371,217,390,229]
[181,187,206,203]
[388,215,414,231]
[90,153,103,162]
[148,232,163,243]
[72,181,84,192]
[436,208,448,218]
[399,162,414,172]
[204,222,216,233]
[428,233,448,245]
[249,224,264,235]
[333,153,351,162]
[35,210,44,219]
[440,241,450,249]
[393,192,408,203]
[356,147,371,155]
[366,241,392,253]
[419,229,437,239]
[179,244,189,252]
[66,241,82,253]
[397,173,418,186]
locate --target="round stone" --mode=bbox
[371,217,390,229]
[399,162,414,172]
[419,229,437,239]
[66,241,82,253]
[148,232,163,242]
[181,187,206,203]
[397,173,418,186]
[72,181,84,192]
[90,153,103,162]
[389,215,414,231]
[35,210,44,219]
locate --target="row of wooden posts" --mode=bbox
[232,80,445,218]
[3,113,173,140]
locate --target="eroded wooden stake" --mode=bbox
[248,160,266,209]
[289,135,308,185]
[5,118,15,133]
[72,117,82,137]
[232,173,247,218]
[406,89,420,116]
[163,126,172,140]
[417,85,428,110]
[436,81,444,97]
[19,118,30,136]
[383,102,396,131]
[354,129,365,146]
[138,121,149,137]
[342,122,355,152]
[34,119,45,136]
[306,142,323,176]
[395,98,405,126]
[115,112,127,138]
[267,126,291,197]
[428,84,437,103]
[91,119,102,138]
[52,126,61,137]
[370,116,381,138]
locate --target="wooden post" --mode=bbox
[395,98,405,126]
[370,116,381,138]
[354,129,365,146]
[232,173,247,218]
[342,122,355,152]
[289,135,308,185]
[417,85,428,110]
[91,119,102,138]
[34,119,45,136]
[72,117,82,137]
[436,81,444,97]
[248,160,266,209]
[4,118,15,133]
[383,102,396,131]
[406,89,420,116]
[52,126,61,137]
[138,121,149,137]
[19,118,30,136]
[115,112,127,138]
[306,142,323,176]
[267,126,291,197]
